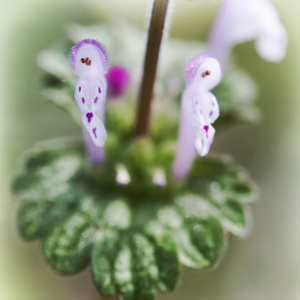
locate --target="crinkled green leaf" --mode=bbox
[188,155,258,204]
[41,196,97,274]
[152,233,180,293]
[102,199,132,230]
[92,229,119,297]
[12,134,257,299]
[110,234,158,300]
[17,191,78,240]
[187,217,224,263]
[131,233,159,287]
[113,239,135,299]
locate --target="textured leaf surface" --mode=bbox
[42,196,97,274]
[92,230,118,296]
[12,133,257,300]
[17,192,77,240]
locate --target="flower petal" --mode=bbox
[185,55,223,90]
[173,90,198,179]
[82,113,107,147]
[208,0,288,63]
[255,22,288,63]
[195,124,216,157]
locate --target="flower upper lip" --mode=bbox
[208,0,288,64]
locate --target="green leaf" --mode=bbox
[41,196,97,274]
[213,69,261,129]
[186,217,224,264]
[188,155,258,204]
[17,190,78,240]
[176,228,210,268]
[130,234,158,300]
[13,138,84,188]
[12,139,257,299]
[176,195,248,237]
[41,88,82,127]
[92,229,119,297]
[102,199,132,230]
[113,239,135,299]
[153,234,180,293]
[145,222,180,293]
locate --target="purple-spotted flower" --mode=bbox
[70,39,109,162]
[106,65,130,99]
[173,54,222,179]
[208,0,288,64]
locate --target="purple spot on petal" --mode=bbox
[212,101,215,107]
[199,109,203,115]
[210,111,213,117]
[204,125,209,138]
[98,87,101,93]
[94,97,98,104]
[196,101,198,104]
[79,86,81,92]
[86,112,93,123]
[92,128,97,138]
[82,97,85,103]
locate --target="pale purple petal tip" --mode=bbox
[106,65,130,98]
[208,0,288,64]
[83,127,105,164]
[184,54,223,86]
[69,38,109,73]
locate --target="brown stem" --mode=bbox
[135,0,170,136]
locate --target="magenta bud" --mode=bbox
[106,65,130,99]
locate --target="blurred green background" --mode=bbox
[1,0,299,299]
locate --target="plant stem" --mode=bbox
[135,0,170,136]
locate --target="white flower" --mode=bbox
[70,39,109,148]
[173,54,222,178]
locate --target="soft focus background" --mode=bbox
[1,0,299,299]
